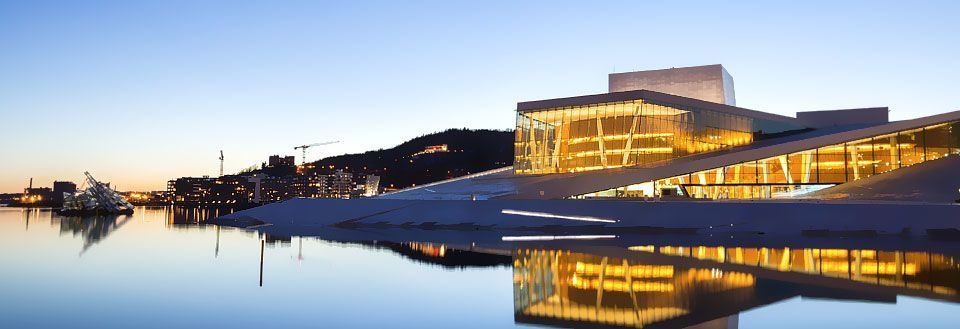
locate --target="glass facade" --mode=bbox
[576,120,960,199]
[514,98,800,174]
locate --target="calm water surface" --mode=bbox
[1,207,958,328]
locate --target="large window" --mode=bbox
[514,99,782,174]
[573,120,960,200]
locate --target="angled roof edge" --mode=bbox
[516,89,800,126]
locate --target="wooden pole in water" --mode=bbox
[259,239,265,287]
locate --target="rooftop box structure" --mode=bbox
[609,64,737,106]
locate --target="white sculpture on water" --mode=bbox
[60,172,134,215]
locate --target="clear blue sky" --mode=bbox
[2,0,959,192]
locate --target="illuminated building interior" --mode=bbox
[515,92,803,174]
[575,120,960,199]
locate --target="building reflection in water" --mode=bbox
[513,247,960,329]
[361,241,512,269]
[635,245,959,298]
[56,214,133,253]
[514,249,753,328]
[167,206,238,225]
[43,206,236,253]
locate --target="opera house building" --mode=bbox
[220,64,960,242]
[383,64,960,201]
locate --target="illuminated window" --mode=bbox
[514,99,787,174]
[571,119,960,200]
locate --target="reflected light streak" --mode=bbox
[502,235,617,241]
[501,209,618,223]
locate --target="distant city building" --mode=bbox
[21,187,53,204]
[52,181,76,205]
[268,155,296,167]
[338,170,356,197]
[10,179,76,206]
[255,170,360,202]
[0,193,18,205]
[168,176,212,204]
[169,155,376,205]
[121,191,166,206]
[322,170,354,199]
[168,175,256,205]
[364,175,380,197]
[247,174,265,204]
[257,175,296,203]
[413,144,449,157]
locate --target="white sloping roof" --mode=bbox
[376,167,518,200]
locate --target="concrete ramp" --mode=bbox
[213,198,960,240]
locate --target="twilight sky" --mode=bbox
[2,0,959,193]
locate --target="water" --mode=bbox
[1,207,958,328]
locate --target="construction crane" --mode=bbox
[218,150,224,177]
[294,141,339,165]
